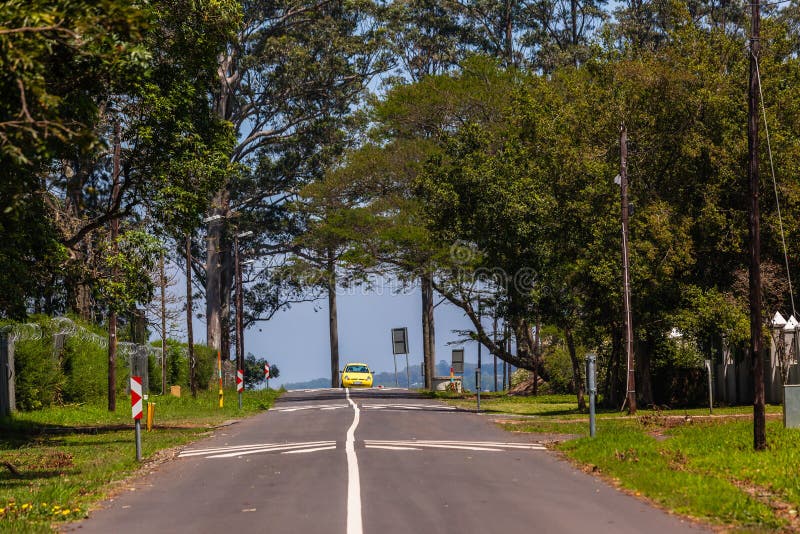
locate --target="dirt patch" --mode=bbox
[730,479,800,532]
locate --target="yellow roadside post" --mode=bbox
[147,402,155,431]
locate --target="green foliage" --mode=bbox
[510,368,532,388]
[96,230,162,313]
[542,345,576,394]
[12,339,63,411]
[243,353,280,389]
[60,335,109,403]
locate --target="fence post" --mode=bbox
[0,330,16,417]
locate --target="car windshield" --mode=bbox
[345,365,369,373]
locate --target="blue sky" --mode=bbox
[223,284,484,388]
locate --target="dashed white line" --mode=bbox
[363,440,546,452]
[282,445,337,454]
[345,388,363,534]
[179,441,335,459]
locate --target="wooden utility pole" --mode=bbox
[107,122,121,412]
[422,274,435,390]
[160,251,167,396]
[234,233,244,379]
[327,250,340,388]
[620,124,637,414]
[493,315,498,392]
[749,0,766,450]
[186,234,197,398]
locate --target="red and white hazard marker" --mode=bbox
[131,376,143,420]
[264,363,270,379]
[236,369,244,392]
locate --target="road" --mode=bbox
[68,388,707,533]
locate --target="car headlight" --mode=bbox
[344,375,349,381]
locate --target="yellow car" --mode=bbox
[341,363,373,388]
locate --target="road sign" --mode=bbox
[391,327,408,355]
[264,363,270,379]
[131,376,143,420]
[451,349,464,374]
[236,369,244,392]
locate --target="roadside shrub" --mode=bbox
[542,345,574,394]
[13,337,63,410]
[510,368,532,388]
[61,335,107,403]
[194,344,215,389]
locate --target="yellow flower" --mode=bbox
[53,505,60,509]
[21,503,31,510]
[0,508,5,514]
[61,510,70,515]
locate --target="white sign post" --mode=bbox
[264,362,270,389]
[237,369,244,409]
[131,376,143,461]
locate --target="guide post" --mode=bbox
[585,354,597,438]
[131,376,143,461]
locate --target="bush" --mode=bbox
[510,368,532,388]
[542,345,575,394]
[13,337,63,410]
[61,334,108,403]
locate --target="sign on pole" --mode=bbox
[391,328,409,355]
[236,369,244,393]
[264,363,270,379]
[131,376,143,462]
[131,376,143,420]
[451,349,464,374]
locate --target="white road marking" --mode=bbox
[362,404,457,411]
[282,445,337,454]
[273,403,349,413]
[345,388,363,534]
[365,445,422,451]
[363,440,546,452]
[179,441,335,459]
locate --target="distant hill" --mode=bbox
[283,360,515,391]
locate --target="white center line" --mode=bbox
[345,388,362,534]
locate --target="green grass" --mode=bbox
[0,388,281,532]
[445,393,797,531]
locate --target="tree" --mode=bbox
[203,0,388,365]
[243,353,279,390]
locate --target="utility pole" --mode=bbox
[186,234,196,398]
[620,124,637,415]
[108,122,121,412]
[493,315,498,392]
[476,299,482,411]
[749,0,766,450]
[234,231,251,409]
[160,251,167,396]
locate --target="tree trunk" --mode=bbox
[565,325,586,411]
[107,123,121,412]
[421,273,435,389]
[160,251,167,396]
[206,189,229,353]
[220,236,233,379]
[186,234,197,398]
[604,323,622,407]
[327,254,340,388]
[637,335,655,407]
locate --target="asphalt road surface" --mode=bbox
[68,388,707,534]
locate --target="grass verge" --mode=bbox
[437,393,797,531]
[0,388,281,533]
